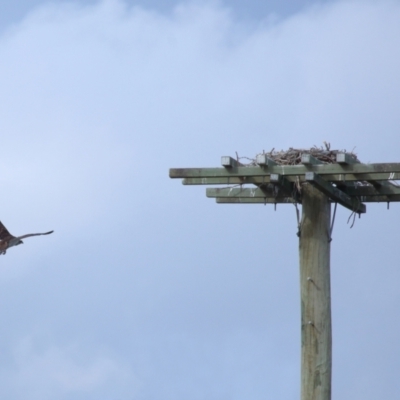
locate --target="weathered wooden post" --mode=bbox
[169,146,400,399]
[300,184,331,400]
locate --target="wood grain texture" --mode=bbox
[299,184,332,400]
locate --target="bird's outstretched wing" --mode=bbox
[0,221,15,241]
[17,231,54,240]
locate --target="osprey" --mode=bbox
[0,221,53,255]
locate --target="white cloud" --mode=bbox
[0,0,400,398]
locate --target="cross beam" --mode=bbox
[181,173,400,184]
[206,186,400,199]
[170,162,400,179]
[170,154,400,212]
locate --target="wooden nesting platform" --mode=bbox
[169,151,400,214]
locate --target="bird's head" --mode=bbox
[16,240,23,246]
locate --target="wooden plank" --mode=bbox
[207,187,274,198]
[305,172,366,213]
[183,177,271,185]
[321,172,400,183]
[216,197,296,204]
[300,184,332,400]
[360,195,400,203]
[170,163,400,179]
[208,189,400,203]
[344,184,400,196]
[171,166,267,178]
[210,193,400,204]
[181,172,400,185]
[204,177,294,199]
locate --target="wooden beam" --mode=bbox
[216,197,296,204]
[181,172,400,185]
[207,187,274,198]
[344,183,400,203]
[301,154,321,165]
[360,195,400,203]
[305,172,366,213]
[183,177,270,185]
[256,154,277,167]
[270,173,294,195]
[300,184,332,400]
[212,194,400,203]
[321,173,400,183]
[254,158,296,197]
[344,184,400,196]
[203,176,295,199]
[221,156,241,168]
[334,152,397,190]
[336,153,358,164]
[170,163,400,179]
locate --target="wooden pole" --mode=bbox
[299,183,332,400]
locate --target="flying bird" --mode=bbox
[0,221,53,255]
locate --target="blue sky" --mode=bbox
[0,0,400,399]
[0,0,333,30]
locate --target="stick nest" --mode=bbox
[239,142,359,166]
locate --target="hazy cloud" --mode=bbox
[0,0,399,398]
[0,335,136,399]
